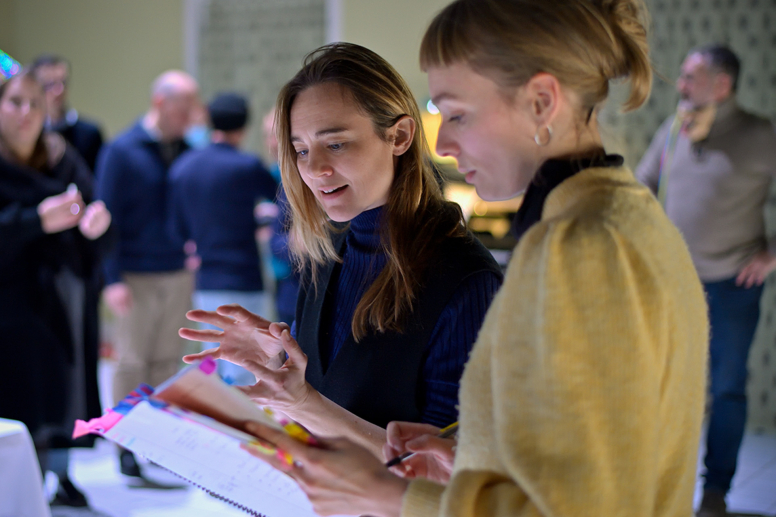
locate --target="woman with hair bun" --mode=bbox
[242,1,709,516]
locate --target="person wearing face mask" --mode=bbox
[168,93,277,386]
[29,54,104,173]
[95,70,200,482]
[636,45,776,517]
[179,43,503,458]
[236,1,709,517]
[0,70,112,508]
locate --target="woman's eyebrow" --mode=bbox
[315,127,348,137]
[291,127,349,143]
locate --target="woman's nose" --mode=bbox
[306,150,333,177]
[435,125,459,158]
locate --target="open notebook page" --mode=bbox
[106,400,352,517]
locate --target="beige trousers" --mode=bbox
[111,270,193,404]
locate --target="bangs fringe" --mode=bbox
[419,2,475,71]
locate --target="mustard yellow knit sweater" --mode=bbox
[402,166,708,517]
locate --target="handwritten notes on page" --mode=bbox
[105,401,351,517]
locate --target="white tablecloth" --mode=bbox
[0,418,51,517]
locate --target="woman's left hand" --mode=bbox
[238,329,315,414]
[243,421,408,517]
[78,200,111,240]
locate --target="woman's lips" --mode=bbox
[320,185,348,198]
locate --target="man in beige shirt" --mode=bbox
[636,45,776,517]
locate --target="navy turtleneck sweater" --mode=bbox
[292,206,501,427]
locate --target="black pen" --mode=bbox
[385,422,458,468]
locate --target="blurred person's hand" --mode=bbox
[185,254,201,272]
[37,189,84,234]
[183,240,201,272]
[737,250,776,288]
[78,201,111,239]
[383,421,456,484]
[103,282,133,317]
[254,201,279,220]
[257,226,273,244]
[181,304,288,371]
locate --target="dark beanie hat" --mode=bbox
[208,92,249,131]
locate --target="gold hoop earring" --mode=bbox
[534,125,552,146]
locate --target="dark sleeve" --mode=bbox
[270,187,294,267]
[95,144,126,285]
[166,165,191,244]
[67,147,116,259]
[84,125,104,173]
[252,157,279,202]
[420,270,502,427]
[69,147,95,201]
[0,202,45,270]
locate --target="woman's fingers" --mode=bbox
[240,441,299,475]
[185,309,234,328]
[182,347,222,364]
[178,327,224,342]
[268,321,291,338]
[279,329,307,366]
[245,421,312,458]
[216,304,269,325]
[405,434,453,455]
[385,421,440,451]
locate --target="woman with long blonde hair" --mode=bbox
[242,1,709,516]
[181,43,502,456]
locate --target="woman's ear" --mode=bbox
[523,72,561,127]
[390,116,416,156]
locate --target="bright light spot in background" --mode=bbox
[426,99,439,115]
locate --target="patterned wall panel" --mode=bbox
[601,0,776,432]
[196,0,325,157]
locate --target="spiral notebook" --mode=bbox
[73,358,352,517]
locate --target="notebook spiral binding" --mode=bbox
[153,461,268,517]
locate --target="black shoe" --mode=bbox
[696,489,728,517]
[119,449,143,478]
[120,449,186,489]
[51,476,89,508]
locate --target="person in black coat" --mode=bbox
[30,55,104,172]
[0,70,112,507]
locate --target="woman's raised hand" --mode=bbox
[238,329,314,414]
[78,200,111,239]
[37,188,84,234]
[383,421,456,484]
[180,304,289,372]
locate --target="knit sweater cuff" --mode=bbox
[401,479,444,517]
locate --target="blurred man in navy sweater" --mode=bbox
[96,70,199,482]
[169,93,277,385]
